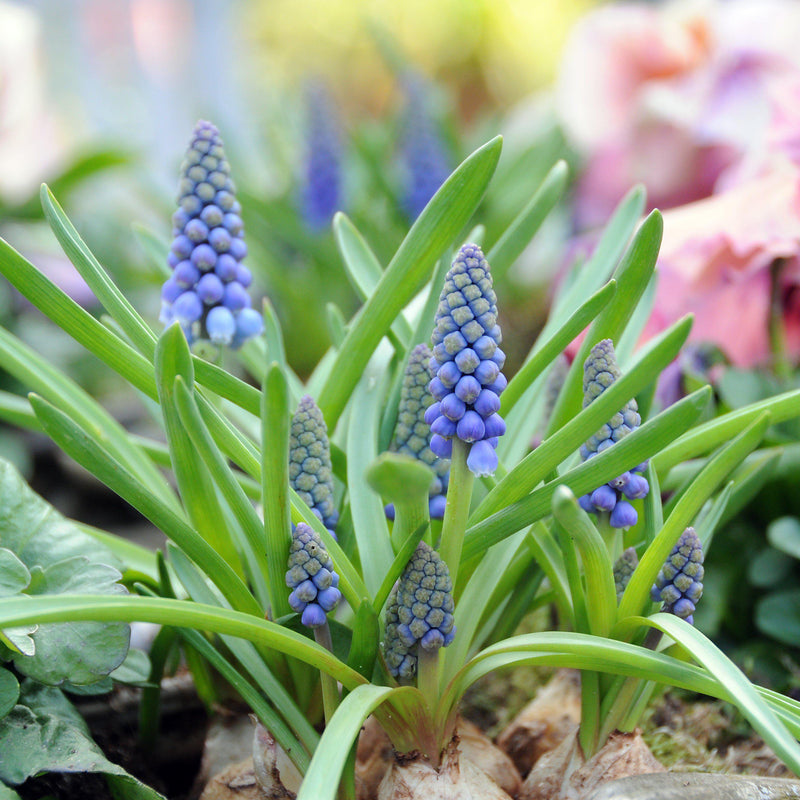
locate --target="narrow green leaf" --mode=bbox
[547,209,663,435]
[618,413,771,622]
[463,386,710,563]
[0,595,365,689]
[501,280,616,417]
[130,221,171,280]
[317,136,503,428]
[297,685,420,800]
[261,363,293,618]
[0,326,174,510]
[347,371,394,597]
[653,389,800,474]
[552,486,617,637]
[173,376,271,610]
[347,600,380,679]
[474,316,694,521]
[621,613,800,775]
[29,394,260,617]
[155,326,245,581]
[487,159,568,280]
[40,185,157,359]
[333,213,413,342]
[0,239,157,400]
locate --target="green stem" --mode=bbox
[598,515,623,564]
[769,258,792,382]
[314,622,340,723]
[439,440,475,591]
[417,647,444,764]
[391,498,430,554]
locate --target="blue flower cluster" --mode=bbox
[578,339,649,528]
[651,527,704,625]
[161,120,263,349]
[398,75,451,221]
[613,547,639,602]
[302,82,342,233]
[285,523,341,628]
[383,542,455,680]
[387,344,450,520]
[289,395,338,538]
[425,244,507,477]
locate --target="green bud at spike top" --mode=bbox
[289,395,338,537]
[383,542,455,679]
[425,244,507,477]
[577,339,649,529]
[651,527,704,625]
[388,343,450,520]
[285,523,341,628]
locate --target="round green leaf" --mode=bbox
[767,517,800,561]
[756,589,800,646]
[0,669,19,719]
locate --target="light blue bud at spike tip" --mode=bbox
[426,243,507,477]
[651,527,704,625]
[161,120,263,349]
[388,344,450,520]
[302,81,342,233]
[577,339,649,528]
[613,546,639,602]
[285,522,341,628]
[383,541,455,680]
[398,74,451,221]
[289,396,338,538]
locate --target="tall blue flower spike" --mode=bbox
[301,81,342,233]
[285,523,341,628]
[613,547,639,602]
[651,527,704,625]
[161,120,263,349]
[289,396,338,538]
[578,339,649,528]
[383,542,455,680]
[388,344,450,520]
[398,74,451,221]
[425,244,507,477]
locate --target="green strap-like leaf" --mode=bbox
[317,136,503,429]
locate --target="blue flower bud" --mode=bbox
[398,74,451,221]
[651,527,704,625]
[285,522,341,628]
[578,340,649,528]
[389,344,450,518]
[383,542,455,679]
[428,244,506,476]
[613,547,639,602]
[161,120,262,349]
[290,396,338,537]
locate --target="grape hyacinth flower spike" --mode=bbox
[161,120,263,350]
[425,244,507,477]
[289,396,338,538]
[285,523,341,628]
[388,344,450,520]
[301,81,342,232]
[651,527,704,624]
[383,542,455,680]
[578,339,649,528]
[398,73,451,221]
[613,546,639,602]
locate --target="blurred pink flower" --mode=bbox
[557,0,800,228]
[643,163,800,367]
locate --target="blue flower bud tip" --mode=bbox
[651,527,704,624]
[428,244,506,476]
[161,121,260,349]
[383,542,455,679]
[285,522,341,628]
[579,339,649,528]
